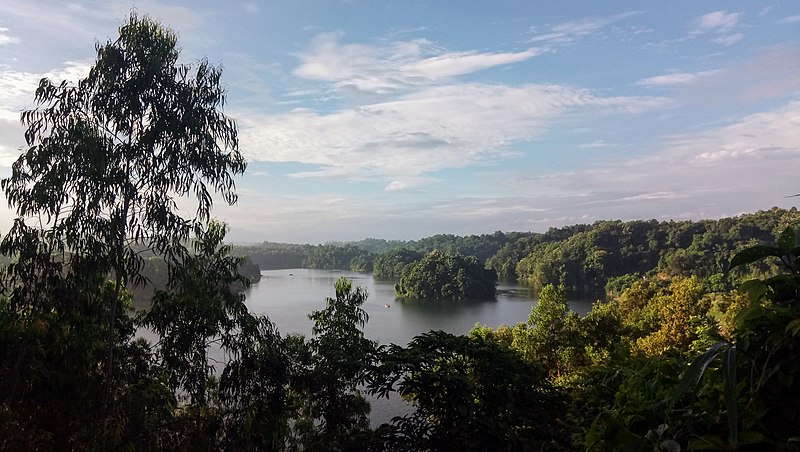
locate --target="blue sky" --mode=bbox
[1,1,799,243]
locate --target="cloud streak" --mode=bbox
[778,14,800,24]
[637,69,721,86]
[238,83,668,190]
[294,32,543,94]
[693,10,744,46]
[508,101,800,217]
[529,11,642,44]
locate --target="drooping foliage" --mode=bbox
[0,12,246,387]
[2,12,245,302]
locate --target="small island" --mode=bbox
[395,250,498,300]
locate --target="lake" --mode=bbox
[244,268,595,345]
[243,268,596,425]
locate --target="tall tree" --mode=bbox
[1,12,245,385]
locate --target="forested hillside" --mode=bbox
[229,208,800,301]
[230,241,311,269]
[506,208,799,297]
[229,231,520,272]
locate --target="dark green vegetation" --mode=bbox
[230,232,518,274]
[232,209,799,303]
[509,212,800,298]
[231,241,310,270]
[372,247,423,279]
[305,244,375,273]
[467,232,800,450]
[395,251,497,300]
[1,13,799,451]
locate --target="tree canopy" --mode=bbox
[373,247,423,279]
[1,11,245,308]
[396,250,497,300]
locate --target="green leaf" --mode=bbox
[687,435,726,450]
[738,279,768,303]
[585,413,601,449]
[738,430,768,445]
[777,227,797,251]
[763,274,800,287]
[785,318,800,336]
[671,342,725,402]
[722,346,737,445]
[730,245,783,270]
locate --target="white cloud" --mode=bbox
[238,83,668,190]
[228,101,800,239]
[669,101,800,164]
[579,140,610,149]
[0,60,91,108]
[693,11,744,46]
[777,14,800,24]
[0,61,92,168]
[403,48,543,79]
[242,2,259,14]
[697,11,741,31]
[620,192,682,201]
[529,11,642,44]
[0,27,19,45]
[502,101,800,224]
[385,177,436,191]
[640,47,799,108]
[294,33,542,94]
[709,43,800,103]
[246,29,667,192]
[637,69,721,86]
[713,33,744,46]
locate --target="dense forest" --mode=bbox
[233,207,799,300]
[229,232,516,275]
[394,251,497,300]
[1,14,798,451]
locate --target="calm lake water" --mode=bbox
[245,268,594,345]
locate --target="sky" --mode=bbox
[0,1,799,244]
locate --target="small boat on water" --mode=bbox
[384,304,391,308]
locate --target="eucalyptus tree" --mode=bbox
[0,13,246,380]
